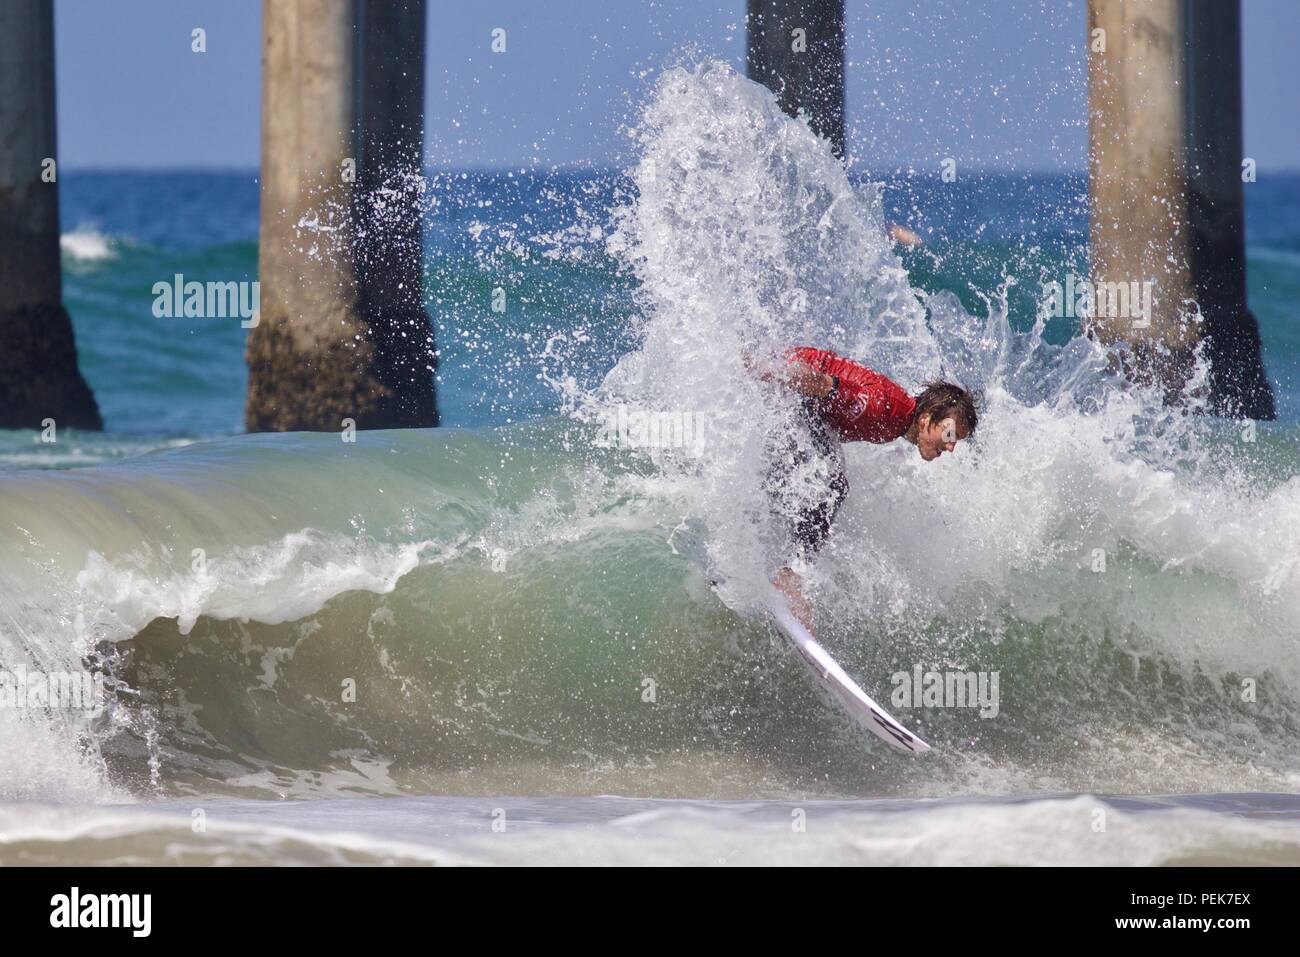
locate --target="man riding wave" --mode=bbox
[748,347,978,628]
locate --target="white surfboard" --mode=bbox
[765,594,931,754]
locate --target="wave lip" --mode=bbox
[76,529,438,639]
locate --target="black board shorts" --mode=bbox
[764,398,849,562]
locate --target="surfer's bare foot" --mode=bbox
[773,566,814,631]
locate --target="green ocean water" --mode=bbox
[2,62,1300,865]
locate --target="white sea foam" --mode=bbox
[3,794,1298,866]
[593,59,1300,772]
[2,61,1297,811]
[60,226,117,262]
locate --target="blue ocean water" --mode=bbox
[43,167,1300,460]
[4,64,1300,865]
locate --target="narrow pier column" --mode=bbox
[0,0,102,430]
[1087,0,1273,418]
[248,0,437,432]
[747,0,846,160]
[355,0,438,427]
[1184,0,1273,419]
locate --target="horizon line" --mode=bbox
[53,163,1300,178]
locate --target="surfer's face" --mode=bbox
[916,414,966,461]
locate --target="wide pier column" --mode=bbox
[248,0,436,432]
[1087,0,1272,417]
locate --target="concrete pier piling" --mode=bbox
[355,0,438,427]
[1184,0,1273,420]
[747,0,847,160]
[1087,0,1273,418]
[0,0,102,431]
[246,0,437,432]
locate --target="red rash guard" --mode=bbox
[787,347,916,443]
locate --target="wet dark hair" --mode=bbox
[912,381,978,436]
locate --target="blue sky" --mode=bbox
[54,0,1300,173]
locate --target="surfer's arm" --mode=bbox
[742,352,837,398]
[784,361,837,398]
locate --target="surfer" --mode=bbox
[746,347,978,628]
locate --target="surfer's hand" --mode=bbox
[742,350,777,382]
[887,223,922,247]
